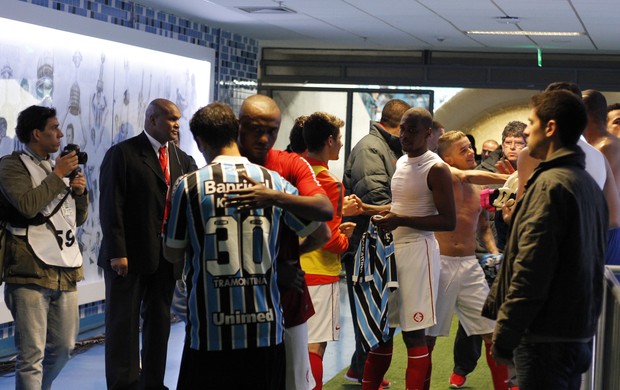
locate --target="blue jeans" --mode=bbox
[4,284,79,390]
[513,340,592,390]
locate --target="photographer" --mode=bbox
[0,105,88,389]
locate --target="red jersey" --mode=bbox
[264,149,326,327]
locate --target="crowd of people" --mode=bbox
[0,81,617,390]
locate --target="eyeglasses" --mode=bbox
[503,141,526,149]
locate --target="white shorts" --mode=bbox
[388,236,440,332]
[284,322,316,390]
[427,255,495,337]
[307,282,340,343]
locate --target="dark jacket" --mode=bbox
[98,132,197,275]
[483,146,607,350]
[342,122,402,258]
[0,152,88,290]
[477,147,503,172]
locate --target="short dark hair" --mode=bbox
[608,103,620,113]
[15,105,57,144]
[303,112,344,153]
[432,120,444,132]
[530,90,587,146]
[288,116,308,154]
[582,89,608,124]
[380,99,411,128]
[502,121,527,143]
[545,81,582,97]
[189,102,239,150]
[402,107,433,132]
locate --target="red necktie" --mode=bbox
[159,146,170,230]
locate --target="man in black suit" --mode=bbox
[99,98,197,389]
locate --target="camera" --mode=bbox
[61,143,88,178]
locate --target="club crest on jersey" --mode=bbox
[413,312,424,323]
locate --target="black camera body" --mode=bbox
[61,143,88,178]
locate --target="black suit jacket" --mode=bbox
[98,132,197,275]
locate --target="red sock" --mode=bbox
[485,342,509,390]
[406,346,430,390]
[423,344,434,390]
[309,352,323,390]
[362,344,393,390]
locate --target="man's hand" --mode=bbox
[495,158,515,175]
[501,198,516,224]
[277,260,305,292]
[225,174,279,210]
[339,221,356,238]
[53,151,79,179]
[69,171,87,195]
[110,257,128,277]
[342,194,363,217]
[371,212,400,231]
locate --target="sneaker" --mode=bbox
[344,368,391,388]
[449,372,467,388]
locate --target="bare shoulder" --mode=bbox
[600,135,620,162]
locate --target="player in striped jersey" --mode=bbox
[164,102,320,389]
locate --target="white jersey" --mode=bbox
[579,136,605,189]
[390,150,443,242]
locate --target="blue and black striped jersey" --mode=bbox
[352,219,398,351]
[166,155,317,351]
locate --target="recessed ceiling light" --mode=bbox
[237,6,296,14]
[466,31,585,36]
[495,16,521,24]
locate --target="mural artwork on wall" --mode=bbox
[0,18,212,287]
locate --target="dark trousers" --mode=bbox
[104,259,176,390]
[176,343,285,390]
[513,340,592,390]
[453,321,482,376]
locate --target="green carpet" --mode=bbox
[324,316,493,389]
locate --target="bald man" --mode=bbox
[231,94,333,390]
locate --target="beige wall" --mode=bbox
[435,89,620,148]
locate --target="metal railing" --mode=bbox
[584,265,620,390]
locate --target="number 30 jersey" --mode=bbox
[166,155,318,351]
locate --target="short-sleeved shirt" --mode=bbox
[264,149,327,326]
[166,155,317,351]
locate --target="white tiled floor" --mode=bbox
[0,279,355,389]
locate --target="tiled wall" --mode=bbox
[21,0,259,112]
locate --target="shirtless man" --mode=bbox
[582,90,620,195]
[608,103,620,137]
[427,131,510,390]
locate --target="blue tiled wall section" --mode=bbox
[20,0,259,107]
[0,300,106,359]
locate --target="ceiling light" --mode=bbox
[237,6,296,14]
[495,16,521,24]
[466,31,585,36]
